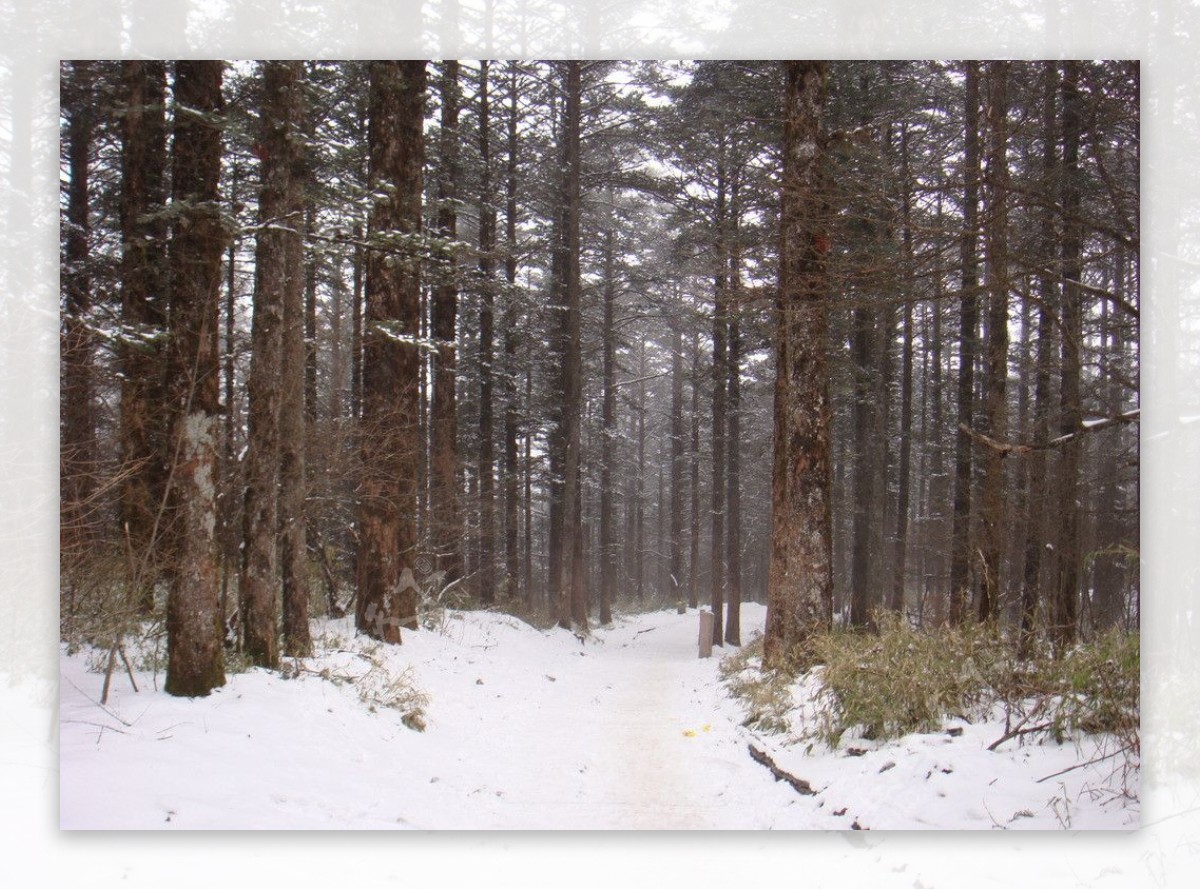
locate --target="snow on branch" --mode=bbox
[958,408,1140,456]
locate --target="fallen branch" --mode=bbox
[989,694,1054,751]
[748,744,817,796]
[988,721,1055,751]
[960,408,1139,456]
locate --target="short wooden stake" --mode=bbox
[699,610,714,658]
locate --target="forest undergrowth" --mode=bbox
[721,612,1140,799]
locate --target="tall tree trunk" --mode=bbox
[118,60,169,611]
[764,61,833,668]
[279,64,313,657]
[502,60,521,601]
[635,339,646,604]
[656,435,666,596]
[477,59,497,606]
[688,329,701,610]
[546,83,568,616]
[351,221,364,421]
[524,361,535,606]
[599,227,618,625]
[558,60,587,630]
[417,277,429,540]
[304,206,318,423]
[890,122,915,615]
[356,60,426,643]
[329,261,345,421]
[61,61,97,563]
[240,61,304,668]
[949,61,981,626]
[431,60,462,585]
[848,74,880,628]
[221,167,240,620]
[927,254,946,619]
[1054,60,1084,654]
[871,296,895,620]
[669,319,685,609]
[724,173,743,646]
[848,301,874,625]
[978,61,1010,624]
[164,60,227,697]
[1092,253,1130,629]
[710,147,728,646]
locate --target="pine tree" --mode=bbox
[117,61,169,610]
[356,60,426,643]
[948,61,981,626]
[764,61,834,667]
[164,60,227,697]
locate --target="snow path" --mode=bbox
[589,617,718,829]
[408,605,803,829]
[59,603,1138,830]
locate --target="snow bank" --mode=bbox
[59,605,1138,829]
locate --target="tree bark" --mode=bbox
[351,221,364,421]
[118,61,170,611]
[221,167,240,620]
[764,61,833,667]
[545,83,568,616]
[303,205,318,425]
[523,361,535,605]
[710,146,728,646]
[240,61,305,668]
[61,61,98,563]
[848,296,874,626]
[431,60,462,585]
[978,61,1010,624]
[669,318,685,610]
[356,60,426,643]
[890,122,915,615]
[164,60,227,697]
[599,227,618,625]
[477,59,497,606]
[279,64,313,657]
[635,339,646,603]
[1054,61,1084,654]
[949,61,981,626]
[558,60,587,631]
[689,330,701,609]
[724,171,743,646]
[502,61,522,601]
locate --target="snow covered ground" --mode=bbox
[59,603,1138,830]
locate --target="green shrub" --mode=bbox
[1038,628,1140,744]
[721,610,1140,764]
[805,613,1015,746]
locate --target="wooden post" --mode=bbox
[699,610,714,658]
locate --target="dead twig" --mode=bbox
[64,676,133,728]
[1036,744,1135,784]
[989,694,1054,751]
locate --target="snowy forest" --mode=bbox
[59,60,1140,830]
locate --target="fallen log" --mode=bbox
[748,744,817,796]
